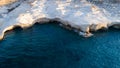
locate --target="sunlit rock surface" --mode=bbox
[0,0,17,6]
[0,0,120,40]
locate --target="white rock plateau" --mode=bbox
[0,0,120,40]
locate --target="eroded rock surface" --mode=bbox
[0,0,120,40]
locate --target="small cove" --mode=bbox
[0,23,120,68]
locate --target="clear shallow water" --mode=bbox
[0,23,120,68]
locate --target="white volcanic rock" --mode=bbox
[0,0,120,40]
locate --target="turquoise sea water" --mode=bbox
[0,23,120,68]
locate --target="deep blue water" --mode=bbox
[0,23,120,68]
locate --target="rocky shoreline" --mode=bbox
[0,0,120,40]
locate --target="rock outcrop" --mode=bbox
[0,0,120,40]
